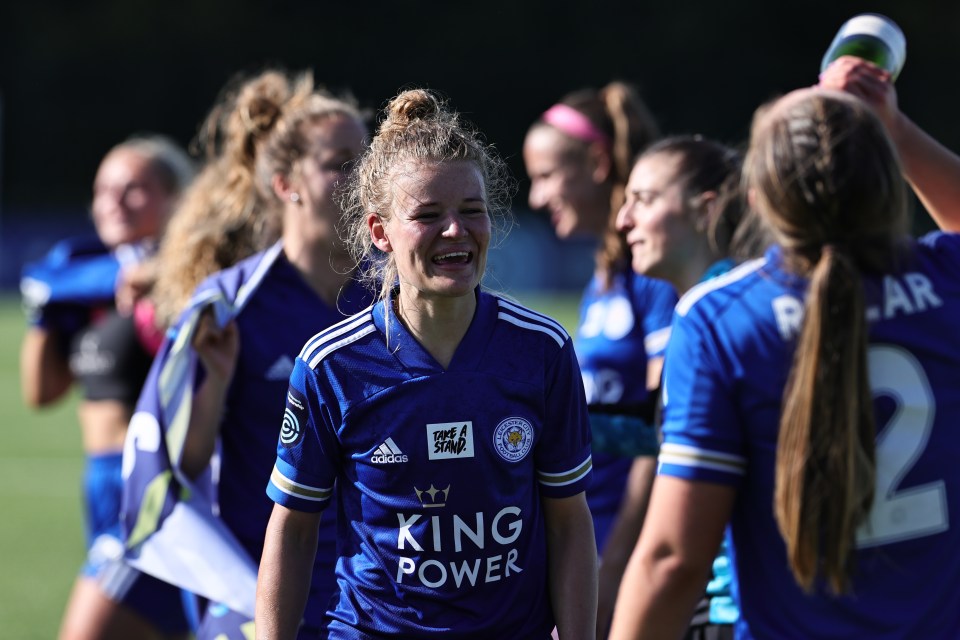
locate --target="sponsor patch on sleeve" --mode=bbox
[280,386,308,448]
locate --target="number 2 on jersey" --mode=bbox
[856,345,949,548]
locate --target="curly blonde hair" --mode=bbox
[151,69,312,327]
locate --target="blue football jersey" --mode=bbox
[196,248,371,628]
[659,236,960,638]
[575,270,676,549]
[577,270,676,406]
[268,290,593,639]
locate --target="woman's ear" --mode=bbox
[588,142,613,184]
[368,213,392,252]
[272,173,298,204]
[694,190,718,232]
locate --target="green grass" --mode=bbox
[0,295,84,639]
[512,291,581,335]
[0,291,579,638]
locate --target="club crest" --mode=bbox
[493,416,534,462]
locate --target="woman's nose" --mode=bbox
[441,212,467,237]
[528,180,547,210]
[615,202,634,232]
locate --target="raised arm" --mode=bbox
[820,55,960,232]
[256,504,322,640]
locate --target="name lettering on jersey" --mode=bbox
[280,388,307,448]
[395,506,525,588]
[493,417,534,462]
[427,422,474,460]
[414,484,450,508]
[773,273,943,341]
[371,437,409,464]
[866,273,943,322]
[772,295,804,341]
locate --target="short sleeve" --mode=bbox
[535,339,593,498]
[919,230,960,273]
[266,357,340,512]
[634,276,679,358]
[658,306,746,487]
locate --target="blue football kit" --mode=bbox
[268,290,593,639]
[660,236,960,638]
[575,270,676,549]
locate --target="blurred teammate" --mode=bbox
[614,135,750,640]
[523,83,676,634]
[20,136,194,640]
[610,88,960,638]
[257,88,597,639]
[126,71,371,640]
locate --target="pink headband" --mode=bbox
[541,104,611,146]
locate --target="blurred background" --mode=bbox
[2,0,956,295]
[1,3,958,636]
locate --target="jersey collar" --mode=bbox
[373,287,496,373]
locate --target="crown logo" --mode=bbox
[414,484,450,508]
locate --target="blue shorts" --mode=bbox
[82,452,194,634]
[81,452,125,578]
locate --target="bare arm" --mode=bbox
[820,56,960,232]
[608,476,734,640]
[256,504,321,640]
[543,492,598,639]
[19,327,73,407]
[180,311,239,479]
[596,456,657,639]
[597,356,664,636]
[892,114,960,232]
[646,356,664,395]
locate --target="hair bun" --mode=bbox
[215,70,312,165]
[382,89,441,132]
[241,95,283,135]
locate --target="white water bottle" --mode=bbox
[820,13,906,81]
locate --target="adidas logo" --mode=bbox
[370,437,409,464]
[265,355,295,381]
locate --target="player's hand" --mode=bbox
[192,308,240,387]
[116,261,157,317]
[819,55,899,133]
